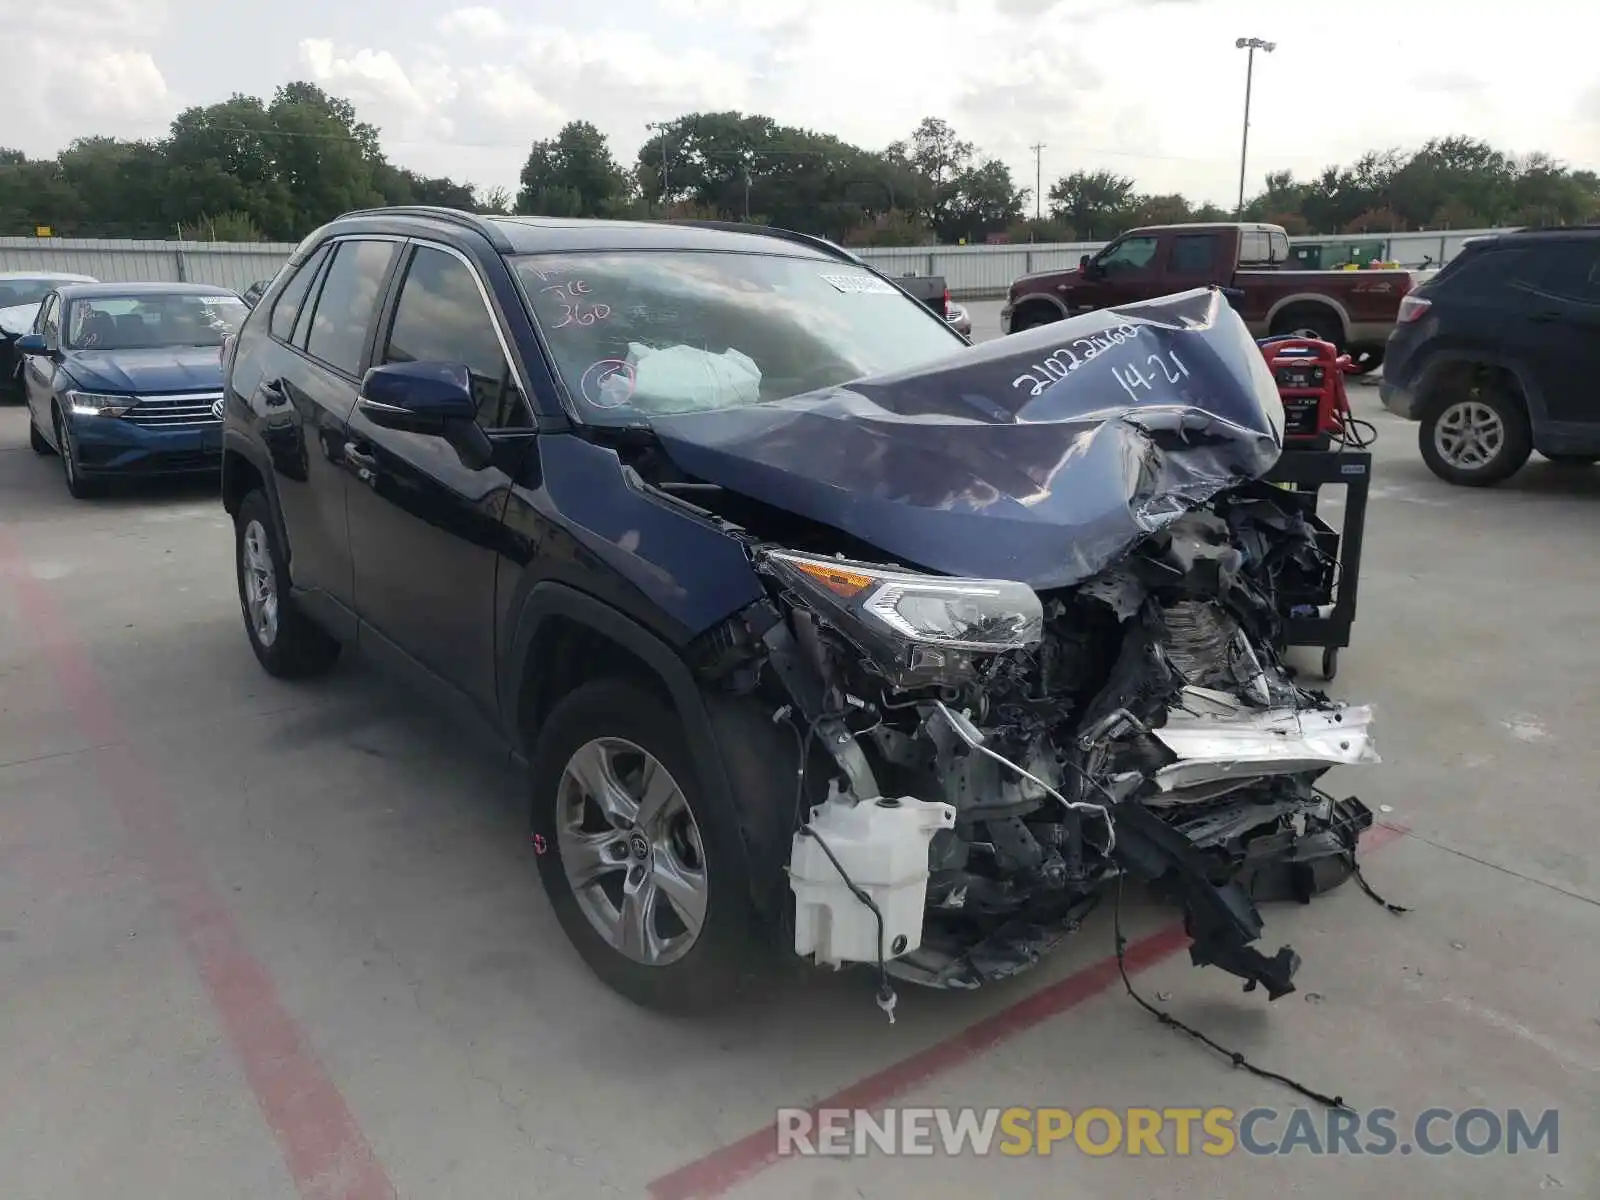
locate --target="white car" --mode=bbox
[1,271,98,396]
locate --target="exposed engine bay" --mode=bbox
[751,488,1378,1000]
[620,289,1383,1006]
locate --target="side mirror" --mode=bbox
[357,361,494,469]
[15,333,50,356]
[1220,287,1246,310]
[358,361,478,434]
[1078,254,1091,270]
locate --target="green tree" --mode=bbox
[1046,170,1138,237]
[518,120,632,218]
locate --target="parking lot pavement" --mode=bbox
[2,373,1597,1200]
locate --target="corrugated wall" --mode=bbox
[0,227,1511,301]
[0,238,298,293]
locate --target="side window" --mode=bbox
[381,245,531,429]
[36,294,60,341]
[1523,243,1600,304]
[1269,231,1290,263]
[1169,234,1219,274]
[1098,236,1158,275]
[1238,230,1272,265]
[269,244,330,343]
[303,239,399,376]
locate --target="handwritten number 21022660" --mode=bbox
[542,280,612,329]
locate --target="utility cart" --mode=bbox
[1255,336,1374,682]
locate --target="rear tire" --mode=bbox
[529,679,771,1014]
[29,417,50,455]
[234,489,341,678]
[1418,376,1532,487]
[1271,306,1344,351]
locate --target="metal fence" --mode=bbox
[1,227,1511,301]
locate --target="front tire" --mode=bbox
[54,408,99,499]
[1418,380,1532,487]
[529,678,768,1014]
[234,489,341,678]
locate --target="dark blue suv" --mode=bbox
[1380,226,1600,486]
[222,207,1380,1016]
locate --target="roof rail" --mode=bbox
[664,219,863,265]
[334,205,514,252]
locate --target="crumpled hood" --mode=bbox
[0,302,38,337]
[648,287,1287,590]
[63,347,224,395]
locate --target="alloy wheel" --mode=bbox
[241,519,280,647]
[1433,399,1505,471]
[555,737,708,967]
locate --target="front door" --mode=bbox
[342,241,536,710]
[1081,233,1162,313]
[23,292,62,438]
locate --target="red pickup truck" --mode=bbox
[1001,222,1418,371]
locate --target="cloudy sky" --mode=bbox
[5,0,1598,209]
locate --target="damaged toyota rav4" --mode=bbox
[221,210,1380,1018]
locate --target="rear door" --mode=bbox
[250,236,401,611]
[341,240,536,709]
[1508,240,1600,428]
[1165,231,1227,292]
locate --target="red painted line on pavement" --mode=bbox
[0,533,395,1200]
[648,819,1409,1200]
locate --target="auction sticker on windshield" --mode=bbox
[821,273,900,295]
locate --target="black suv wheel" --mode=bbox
[1418,376,1532,487]
[529,678,769,1014]
[233,489,341,678]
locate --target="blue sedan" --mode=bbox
[18,282,248,498]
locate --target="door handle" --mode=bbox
[342,441,378,480]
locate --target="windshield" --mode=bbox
[511,250,966,424]
[63,293,247,351]
[0,279,62,309]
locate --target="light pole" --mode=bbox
[645,121,670,207]
[1030,142,1046,222]
[1234,36,1275,217]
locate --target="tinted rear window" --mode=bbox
[1429,247,1530,296]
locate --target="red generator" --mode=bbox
[1257,336,1358,450]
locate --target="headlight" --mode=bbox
[758,549,1043,687]
[66,390,134,418]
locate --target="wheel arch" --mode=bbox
[505,582,788,931]
[221,432,292,561]
[1008,292,1069,328]
[1413,349,1548,427]
[1265,294,1352,338]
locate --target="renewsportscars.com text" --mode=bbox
[775,1106,1560,1158]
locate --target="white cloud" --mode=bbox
[1,0,1597,209]
[436,6,513,39]
[0,0,172,151]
